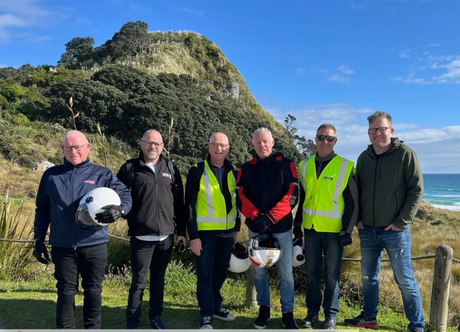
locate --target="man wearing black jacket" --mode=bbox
[237,128,299,329]
[117,129,185,329]
[185,132,240,329]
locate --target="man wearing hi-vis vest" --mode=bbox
[294,123,358,330]
[185,132,241,330]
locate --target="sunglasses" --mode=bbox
[316,135,336,142]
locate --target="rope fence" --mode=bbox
[2,235,460,263]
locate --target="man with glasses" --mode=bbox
[345,111,425,332]
[33,130,132,329]
[237,127,299,329]
[185,132,240,329]
[294,123,358,330]
[116,129,185,329]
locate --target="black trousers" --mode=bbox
[52,243,107,329]
[126,235,173,328]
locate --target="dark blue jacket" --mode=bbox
[34,157,132,248]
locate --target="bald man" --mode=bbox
[117,129,185,329]
[34,130,132,329]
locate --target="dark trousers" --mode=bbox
[126,235,173,328]
[196,233,233,318]
[52,243,107,329]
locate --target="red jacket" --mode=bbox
[236,151,299,234]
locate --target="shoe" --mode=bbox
[200,316,213,329]
[254,305,271,329]
[282,311,299,329]
[150,316,169,329]
[322,319,336,329]
[213,307,236,321]
[345,311,378,328]
[300,314,318,328]
[409,328,424,332]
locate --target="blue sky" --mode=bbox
[1,0,459,173]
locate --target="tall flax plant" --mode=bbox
[0,192,34,280]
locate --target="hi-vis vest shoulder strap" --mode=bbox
[299,155,354,232]
[196,160,237,231]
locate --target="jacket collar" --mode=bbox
[64,157,90,169]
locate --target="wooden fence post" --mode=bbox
[245,265,257,306]
[430,244,453,332]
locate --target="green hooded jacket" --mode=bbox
[355,137,423,229]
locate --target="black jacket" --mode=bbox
[117,152,185,237]
[236,151,299,234]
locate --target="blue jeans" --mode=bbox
[126,235,173,328]
[359,224,425,329]
[249,229,294,313]
[196,232,233,318]
[304,228,342,319]
[52,243,107,329]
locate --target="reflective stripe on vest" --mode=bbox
[299,156,354,232]
[196,160,237,231]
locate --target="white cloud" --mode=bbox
[171,6,205,17]
[433,58,460,83]
[266,101,460,173]
[428,43,440,47]
[313,65,354,83]
[338,65,354,75]
[296,68,305,75]
[399,49,412,59]
[0,0,64,43]
[328,74,350,83]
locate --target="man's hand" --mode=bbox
[339,234,352,246]
[356,221,364,229]
[293,226,303,239]
[189,238,202,256]
[33,238,50,264]
[233,231,240,244]
[385,223,403,231]
[254,215,272,234]
[95,205,124,224]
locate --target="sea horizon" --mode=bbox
[423,173,460,212]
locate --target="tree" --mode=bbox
[107,20,152,58]
[60,36,95,65]
[284,114,316,159]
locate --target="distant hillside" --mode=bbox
[0,20,314,174]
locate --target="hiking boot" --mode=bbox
[150,316,169,329]
[322,318,336,329]
[300,314,318,328]
[282,311,299,329]
[213,307,236,321]
[254,305,271,329]
[345,311,378,328]
[200,316,213,329]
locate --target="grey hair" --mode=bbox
[252,127,272,139]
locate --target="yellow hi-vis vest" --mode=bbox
[196,160,237,231]
[299,155,354,232]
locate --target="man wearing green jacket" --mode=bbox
[345,111,425,332]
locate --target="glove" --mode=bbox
[33,237,50,264]
[339,234,352,247]
[254,215,272,235]
[95,205,124,224]
[293,225,303,239]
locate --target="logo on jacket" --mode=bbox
[323,176,334,180]
[83,179,96,184]
[162,173,172,179]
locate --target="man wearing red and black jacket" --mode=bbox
[236,127,299,330]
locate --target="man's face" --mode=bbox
[140,130,164,163]
[368,117,394,153]
[208,133,229,164]
[315,127,337,158]
[252,130,274,160]
[61,132,91,166]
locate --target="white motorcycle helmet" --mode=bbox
[76,187,121,228]
[228,242,252,273]
[292,238,306,267]
[248,235,282,268]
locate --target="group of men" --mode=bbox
[33,110,425,331]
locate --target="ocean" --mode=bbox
[423,174,460,211]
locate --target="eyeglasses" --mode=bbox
[316,135,336,142]
[142,140,163,147]
[62,143,87,152]
[368,127,391,135]
[209,142,228,149]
